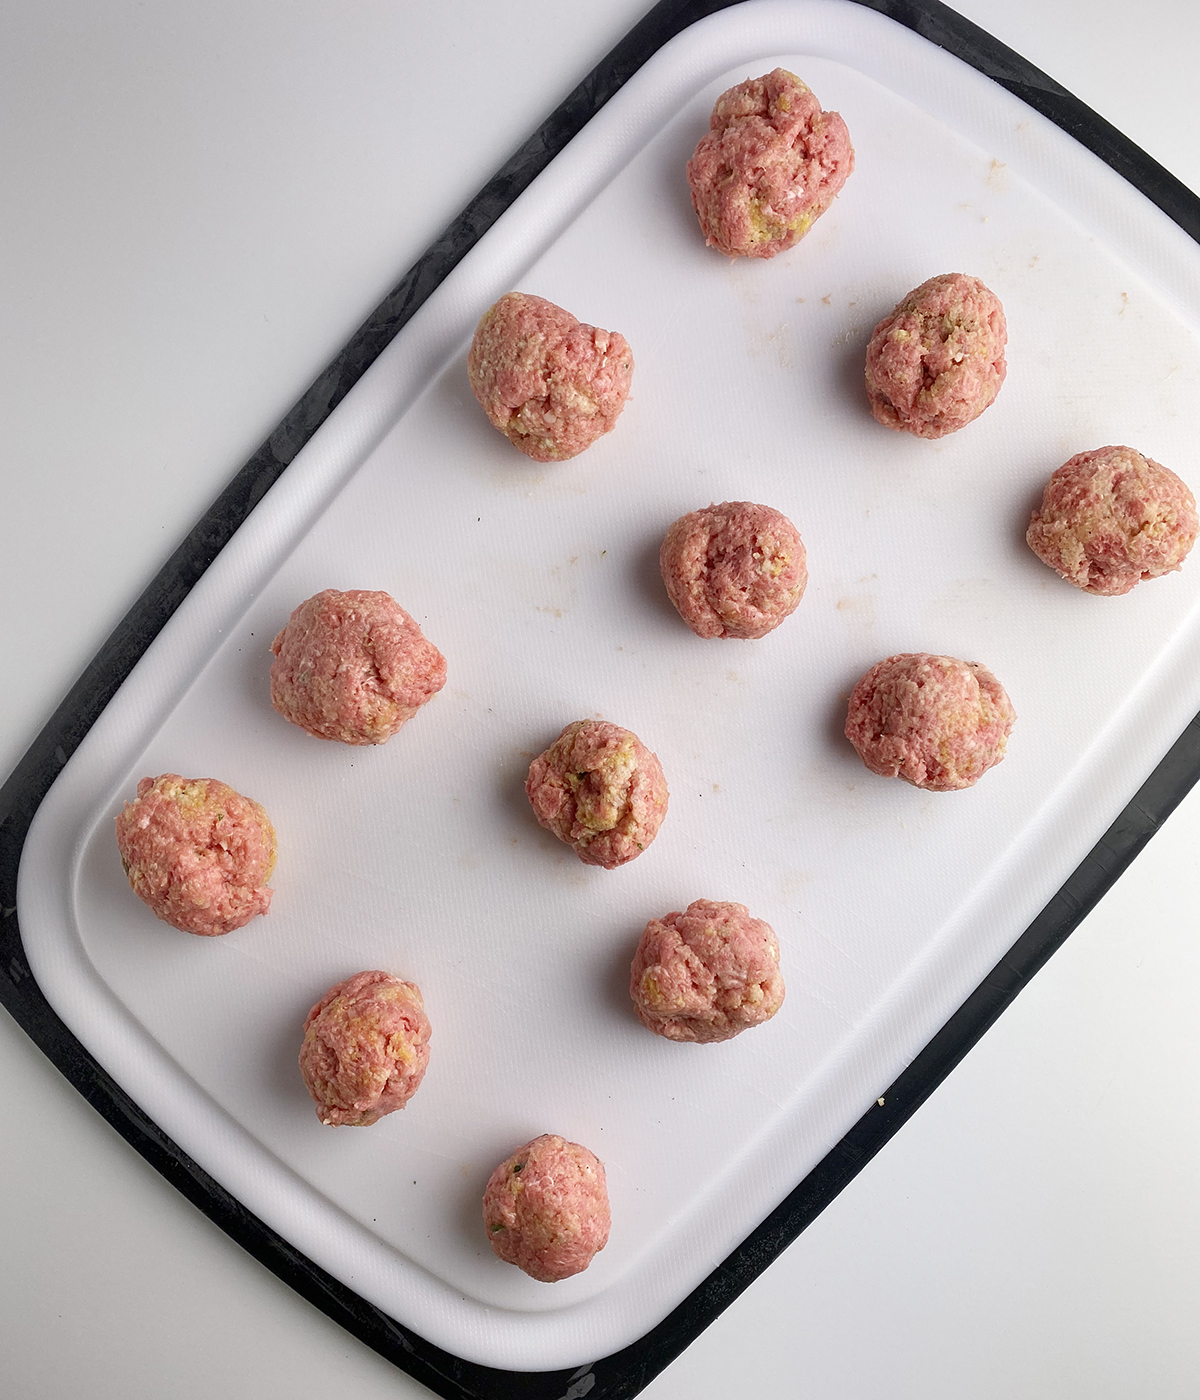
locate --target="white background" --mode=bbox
[2,1,1198,1396]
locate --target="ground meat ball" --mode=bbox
[114,774,276,936]
[299,971,431,1127]
[466,292,634,462]
[686,68,854,259]
[270,589,446,745]
[864,273,1007,438]
[660,501,807,639]
[845,653,1016,791]
[630,899,785,1043]
[525,720,668,869]
[1026,445,1197,596]
[482,1134,610,1282]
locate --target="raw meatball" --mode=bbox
[482,1134,610,1282]
[1026,445,1198,596]
[845,653,1016,792]
[525,719,668,869]
[299,970,431,1127]
[630,899,785,1043]
[864,273,1007,438]
[686,68,854,259]
[114,774,276,936]
[270,588,446,745]
[660,500,807,639]
[466,292,634,461]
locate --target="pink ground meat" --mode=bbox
[845,653,1016,792]
[114,775,275,936]
[630,899,785,1044]
[1026,445,1198,596]
[864,273,1007,438]
[299,970,431,1127]
[482,1134,610,1282]
[270,589,446,745]
[686,68,853,259]
[525,719,668,869]
[660,500,807,639]
[466,292,634,462]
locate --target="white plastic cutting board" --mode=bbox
[18,0,1200,1372]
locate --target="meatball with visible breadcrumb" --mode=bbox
[686,68,854,259]
[660,501,807,639]
[270,589,446,745]
[114,774,276,936]
[525,720,668,869]
[865,273,1007,438]
[467,292,633,462]
[299,970,431,1127]
[483,1134,610,1282]
[630,899,785,1043]
[845,653,1016,791]
[1026,445,1197,595]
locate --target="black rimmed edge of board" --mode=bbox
[2,3,1199,1397]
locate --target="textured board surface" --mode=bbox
[17,0,1200,1372]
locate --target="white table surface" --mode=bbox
[2,2,1198,1396]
